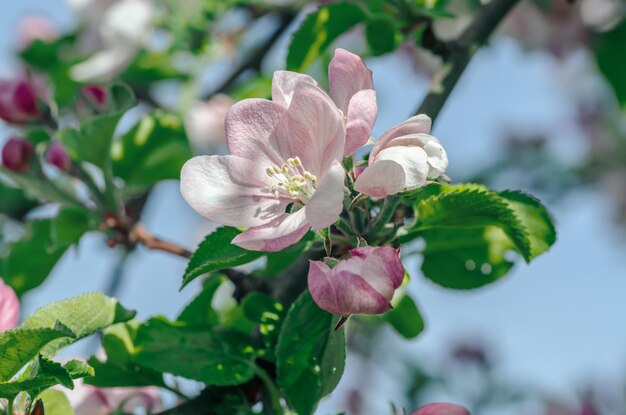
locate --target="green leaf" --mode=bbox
[0,356,93,399]
[111,111,192,195]
[404,184,532,261]
[85,322,165,388]
[38,389,75,415]
[1,220,67,296]
[499,190,556,259]
[420,226,516,289]
[276,291,346,415]
[287,2,366,71]
[0,181,37,220]
[241,293,286,361]
[594,20,626,107]
[383,294,425,339]
[21,292,136,357]
[181,227,264,288]
[49,208,92,249]
[177,276,225,326]
[59,111,124,170]
[133,317,257,386]
[0,324,75,382]
[365,17,400,56]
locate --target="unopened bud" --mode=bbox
[1,137,34,173]
[82,85,108,108]
[45,140,72,172]
[412,403,470,415]
[0,77,45,124]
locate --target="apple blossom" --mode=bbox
[354,114,448,198]
[66,379,162,415]
[18,15,59,49]
[328,48,378,156]
[46,140,72,172]
[0,279,20,331]
[0,76,44,124]
[184,94,234,151]
[307,246,404,316]
[412,403,471,415]
[181,73,346,252]
[2,138,35,173]
[70,0,154,82]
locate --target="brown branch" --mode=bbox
[130,224,192,259]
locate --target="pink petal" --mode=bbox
[376,146,429,188]
[0,279,19,331]
[271,71,319,107]
[308,265,390,316]
[349,246,404,297]
[412,403,470,415]
[344,89,377,156]
[282,83,344,176]
[225,98,289,167]
[353,159,406,198]
[180,155,286,228]
[371,114,432,160]
[305,160,345,230]
[232,209,310,252]
[328,48,374,112]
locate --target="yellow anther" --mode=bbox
[266,167,275,177]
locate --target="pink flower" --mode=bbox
[0,76,44,124]
[354,114,448,198]
[18,15,59,49]
[184,95,234,151]
[45,141,72,172]
[328,48,378,156]
[181,74,346,252]
[412,403,471,415]
[0,279,20,331]
[2,138,35,173]
[307,246,404,316]
[67,379,162,415]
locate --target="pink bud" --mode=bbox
[0,77,44,124]
[0,279,20,331]
[308,246,404,316]
[81,85,108,110]
[45,140,72,172]
[1,138,34,173]
[412,403,471,415]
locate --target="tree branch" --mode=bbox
[130,224,192,259]
[416,0,521,123]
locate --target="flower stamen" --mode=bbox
[266,157,317,202]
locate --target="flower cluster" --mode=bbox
[180,49,449,317]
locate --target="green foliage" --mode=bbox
[365,17,400,56]
[86,322,166,388]
[287,2,366,71]
[38,389,75,415]
[0,324,75,382]
[177,276,225,327]
[276,291,346,415]
[242,293,286,361]
[133,317,258,386]
[383,294,425,339]
[0,213,87,296]
[21,292,136,356]
[111,111,192,196]
[403,185,556,289]
[0,182,37,220]
[181,227,264,288]
[594,20,626,108]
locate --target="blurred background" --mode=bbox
[2,0,626,414]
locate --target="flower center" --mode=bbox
[266,156,317,203]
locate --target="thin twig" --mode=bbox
[130,224,192,259]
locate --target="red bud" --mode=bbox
[0,77,44,124]
[1,137,34,172]
[45,140,72,172]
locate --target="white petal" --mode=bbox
[376,146,429,188]
[305,160,345,230]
